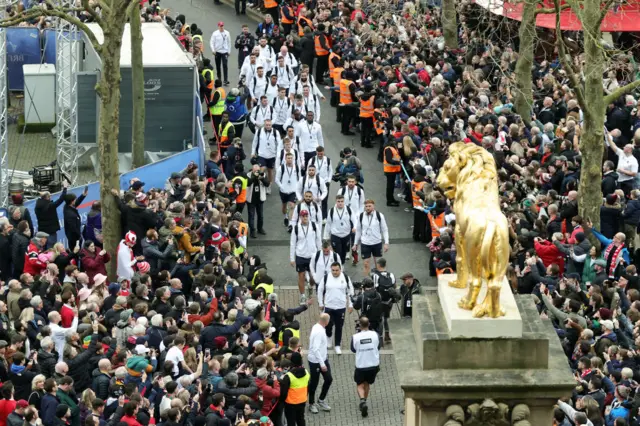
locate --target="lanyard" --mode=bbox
[259,107,269,119]
[335,207,345,223]
[316,156,324,171]
[307,122,314,136]
[347,188,355,204]
[301,224,309,239]
[323,254,331,269]
[285,166,294,181]
[307,177,313,191]
[365,213,374,233]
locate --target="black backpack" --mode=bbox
[374,270,399,303]
[314,250,340,266]
[362,292,384,322]
[322,272,352,301]
[329,206,353,229]
[293,222,318,239]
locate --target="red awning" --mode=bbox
[475,0,640,32]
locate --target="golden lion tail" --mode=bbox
[480,220,497,279]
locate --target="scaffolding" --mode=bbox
[55,11,79,185]
[0,7,7,208]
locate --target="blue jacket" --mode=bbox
[41,393,60,426]
[606,400,631,426]
[623,198,640,226]
[225,96,248,123]
[205,160,222,179]
[592,229,630,264]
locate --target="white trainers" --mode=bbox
[318,400,332,411]
[327,340,332,349]
[335,346,342,355]
[266,187,271,195]
[346,252,351,260]
[309,403,319,414]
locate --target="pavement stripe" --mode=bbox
[248,237,422,246]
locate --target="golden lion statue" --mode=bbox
[436,142,510,318]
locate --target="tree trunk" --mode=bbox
[577,0,606,229]
[442,0,458,49]
[515,0,536,125]
[97,22,127,280]
[130,7,145,169]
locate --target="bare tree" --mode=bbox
[130,5,145,169]
[442,0,459,49]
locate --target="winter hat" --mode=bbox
[598,308,612,320]
[600,320,614,331]
[606,194,618,205]
[125,231,137,245]
[119,309,134,323]
[56,404,70,418]
[137,262,151,274]
[575,232,586,243]
[214,336,227,349]
[108,282,121,296]
[78,287,91,302]
[94,273,107,287]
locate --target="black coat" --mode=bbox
[600,205,623,239]
[9,362,41,401]
[91,369,111,400]
[38,349,57,379]
[63,195,86,249]
[0,233,11,282]
[602,172,619,197]
[66,334,99,393]
[35,188,67,234]
[117,201,158,255]
[11,232,29,277]
[299,35,315,64]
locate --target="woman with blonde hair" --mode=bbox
[78,388,96,425]
[28,374,46,409]
[184,348,198,373]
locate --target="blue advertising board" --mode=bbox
[6,28,41,91]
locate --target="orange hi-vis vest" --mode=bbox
[281,5,294,24]
[332,67,343,90]
[359,97,374,118]
[264,0,277,7]
[314,34,329,56]
[428,211,445,238]
[285,370,310,404]
[238,222,248,238]
[328,52,340,73]
[411,180,425,208]
[383,146,401,173]
[436,266,454,276]
[298,16,313,36]
[339,79,353,105]
[374,109,388,135]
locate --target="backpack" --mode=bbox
[301,174,322,193]
[373,270,399,302]
[293,222,318,239]
[280,163,300,182]
[254,127,278,155]
[339,185,363,203]
[362,292,384,322]
[329,206,353,229]
[359,211,383,236]
[309,155,331,174]
[295,201,319,220]
[314,250,340,267]
[272,96,291,109]
[322,271,352,301]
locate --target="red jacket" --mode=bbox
[255,376,280,415]
[80,249,110,283]
[0,399,16,426]
[60,305,74,328]
[23,241,46,276]
[534,239,565,274]
[121,415,155,426]
[186,299,218,326]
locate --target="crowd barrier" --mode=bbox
[7,27,40,91]
[22,147,202,245]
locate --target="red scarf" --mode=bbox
[604,242,624,278]
[209,404,224,417]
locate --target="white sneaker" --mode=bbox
[346,252,351,260]
[300,293,307,304]
[266,187,272,195]
[318,400,332,411]
[327,340,332,349]
[309,403,319,414]
[335,346,342,355]
[322,219,327,225]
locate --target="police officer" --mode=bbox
[351,316,380,418]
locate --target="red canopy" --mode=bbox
[475,0,640,31]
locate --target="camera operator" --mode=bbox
[245,164,270,238]
[334,149,363,187]
[235,24,256,70]
[352,278,383,338]
[371,258,399,344]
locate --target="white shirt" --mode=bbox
[310,249,342,284]
[307,155,332,183]
[614,147,639,183]
[351,330,380,369]
[290,222,322,260]
[317,272,354,310]
[291,76,323,98]
[265,83,279,104]
[302,94,321,121]
[166,346,185,375]
[249,104,274,128]
[50,318,78,362]
[274,64,295,88]
[272,96,292,126]
[276,163,302,194]
[280,51,299,69]
[291,200,323,226]
[258,44,276,72]
[240,59,265,82]
[117,240,136,280]
[249,74,269,100]
[210,30,231,54]
[308,323,328,366]
[277,148,303,169]
[324,206,356,239]
[355,211,390,246]
[338,185,366,214]
[251,127,280,158]
[297,120,324,153]
[296,173,327,202]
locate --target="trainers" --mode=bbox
[322,219,327,225]
[287,225,293,233]
[346,252,351,260]
[327,340,332,349]
[318,400,331,411]
[360,401,368,417]
[335,346,342,355]
[284,217,289,227]
[309,404,319,414]
[300,293,307,304]
[266,187,272,195]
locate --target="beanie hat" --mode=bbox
[214,336,227,349]
[137,262,151,274]
[575,232,586,243]
[125,231,137,245]
[291,352,303,367]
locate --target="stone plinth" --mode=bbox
[390,291,575,426]
[438,274,523,339]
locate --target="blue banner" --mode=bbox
[23,147,202,245]
[42,29,56,65]
[7,28,41,91]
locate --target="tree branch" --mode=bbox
[81,0,104,26]
[535,2,571,15]
[553,0,589,118]
[603,80,640,105]
[95,0,112,14]
[600,0,616,24]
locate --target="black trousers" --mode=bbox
[265,6,279,24]
[212,114,223,142]
[321,183,330,217]
[385,172,397,203]
[330,90,339,109]
[316,55,329,83]
[284,403,306,426]
[413,209,428,243]
[620,180,635,198]
[282,23,293,36]
[214,52,229,82]
[340,105,354,134]
[308,359,333,403]
[360,116,374,146]
[248,202,264,232]
[234,0,246,13]
[324,307,345,346]
[331,234,351,265]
